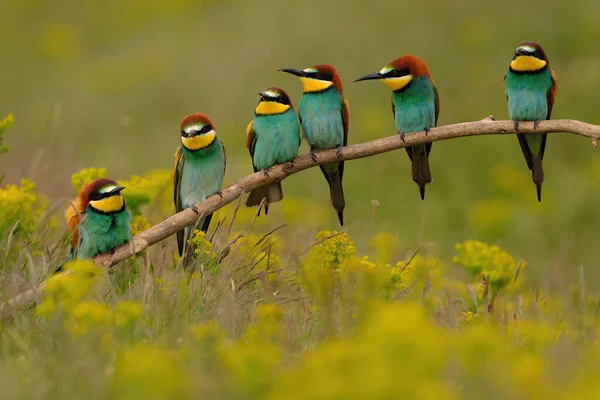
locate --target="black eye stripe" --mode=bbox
[89,192,104,201]
[181,124,213,137]
[308,71,333,81]
[199,124,212,134]
[513,48,545,61]
[259,95,289,105]
[385,68,411,78]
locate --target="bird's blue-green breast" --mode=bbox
[392,76,436,134]
[252,108,300,170]
[505,68,553,121]
[298,87,344,149]
[78,207,131,259]
[180,138,225,209]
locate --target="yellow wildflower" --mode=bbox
[70,167,107,192]
[0,178,44,236]
[0,113,14,153]
[66,300,114,336]
[453,240,523,295]
[114,301,143,327]
[314,229,356,270]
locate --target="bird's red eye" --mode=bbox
[314,73,322,79]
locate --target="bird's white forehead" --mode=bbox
[303,67,317,73]
[183,124,205,134]
[379,65,393,74]
[99,185,118,194]
[264,90,280,98]
[517,45,536,53]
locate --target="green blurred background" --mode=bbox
[1,0,600,284]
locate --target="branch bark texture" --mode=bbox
[2,117,599,320]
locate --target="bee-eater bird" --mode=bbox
[354,55,439,200]
[246,87,301,214]
[65,178,131,260]
[280,65,348,226]
[505,41,557,202]
[173,113,226,264]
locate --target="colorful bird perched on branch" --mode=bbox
[280,64,348,226]
[505,41,557,202]
[64,178,131,260]
[354,55,439,200]
[174,113,226,265]
[246,87,301,214]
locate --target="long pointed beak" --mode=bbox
[353,72,383,83]
[279,68,306,77]
[110,185,126,195]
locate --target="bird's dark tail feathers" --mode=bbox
[532,155,544,202]
[320,162,345,226]
[517,133,546,202]
[245,182,283,216]
[408,145,432,200]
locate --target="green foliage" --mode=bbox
[0,114,13,154]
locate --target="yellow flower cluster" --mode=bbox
[0,178,44,236]
[314,229,356,270]
[37,260,143,336]
[186,229,219,273]
[70,167,107,192]
[453,240,525,295]
[118,169,171,217]
[0,113,14,153]
[37,260,105,314]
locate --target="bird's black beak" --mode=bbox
[279,68,306,77]
[353,72,383,83]
[109,186,126,195]
[258,91,269,99]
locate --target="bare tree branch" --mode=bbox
[1,117,599,320]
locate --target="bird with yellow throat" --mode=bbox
[505,41,557,202]
[280,65,349,226]
[245,87,301,214]
[174,113,226,265]
[354,55,439,200]
[65,178,130,260]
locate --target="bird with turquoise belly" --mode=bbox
[246,87,301,214]
[173,113,226,266]
[505,41,557,202]
[64,178,131,261]
[354,55,439,200]
[280,64,349,226]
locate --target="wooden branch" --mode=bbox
[1,117,599,320]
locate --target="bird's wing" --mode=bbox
[342,97,350,147]
[433,82,440,127]
[65,196,85,250]
[221,141,227,177]
[246,120,259,173]
[547,68,558,119]
[337,96,350,180]
[173,146,186,255]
